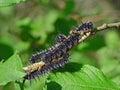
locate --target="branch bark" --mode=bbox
[95,22,120,31]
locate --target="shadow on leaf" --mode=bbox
[52,62,83,73]
[0,43,14,61]
[47,81,62,90]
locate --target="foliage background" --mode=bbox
[0,0,120,90]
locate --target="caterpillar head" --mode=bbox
[76,21,93,31]
[70,21,94,35]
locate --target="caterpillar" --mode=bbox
[24,21,94,80]
[29,21,94,64]
[24,53,69,80]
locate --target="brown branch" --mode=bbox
[23,22,120,72]
[95,22,120,31]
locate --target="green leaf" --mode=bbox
[47,65,119,90]
[0,0,26,7]
[0,52,25,85]
[15,76,47,90]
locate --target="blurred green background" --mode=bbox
[0,0,120,90]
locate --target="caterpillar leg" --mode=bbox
[55,34,67,43]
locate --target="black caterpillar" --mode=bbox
[29,21,93,63]
[24,53,69,79]
[24,21,94,80]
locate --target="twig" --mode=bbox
[95,22,120,31]
[23,22,120,72]
[23,61,45,73]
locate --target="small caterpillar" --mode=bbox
[24,21,94,80]
[29,21,94,64]
[24,53,69,80]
